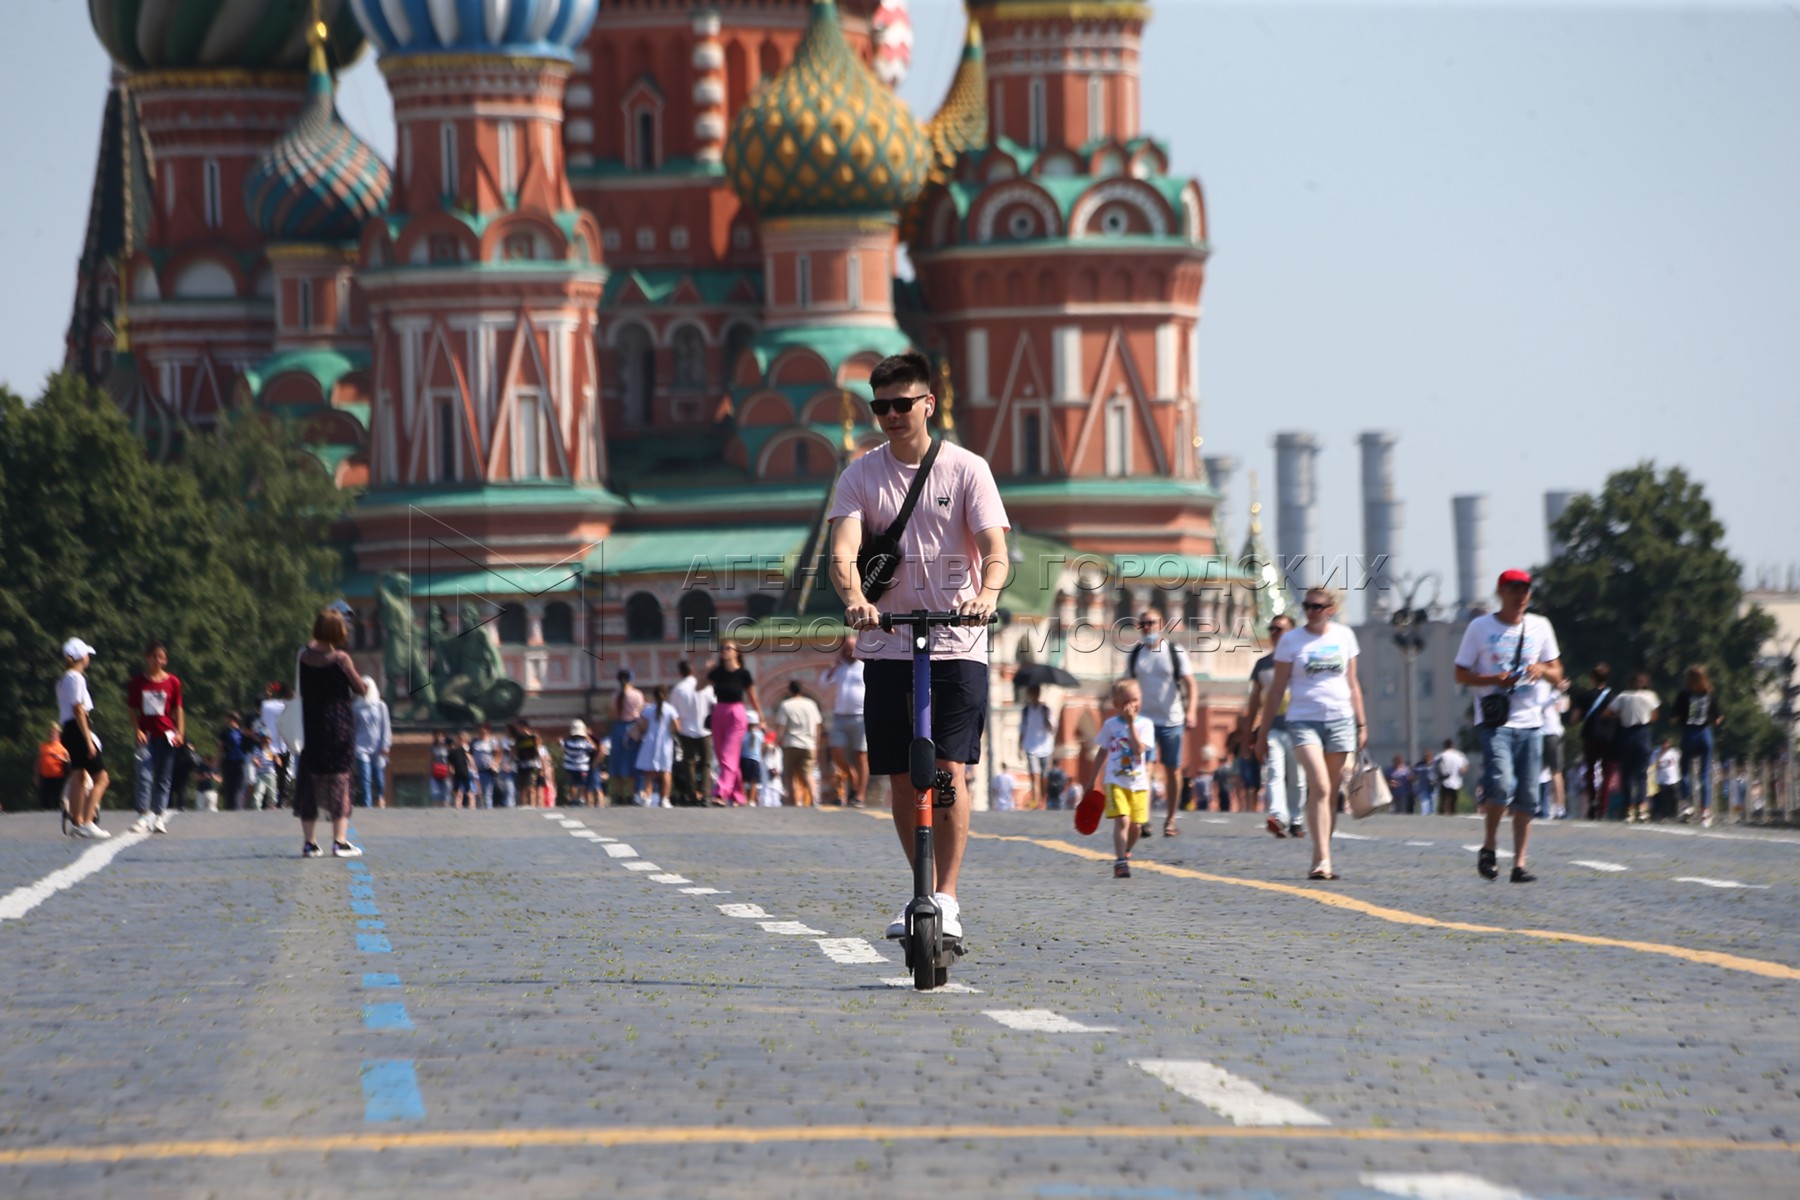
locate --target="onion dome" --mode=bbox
[244,32,391,241]
[348,0,598,61]
[88,0,365,73]
[725,0,931,218]
[871,0,913,89]
[922,18,986,184]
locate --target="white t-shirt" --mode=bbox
[1273,623,1361,723]
[821,660,866,716]
[1020,704,1055,759]
[1434,747,1469,789]
[669,675,711,738]
[774,695,823,750]
[1611,689,1659,728]
[260,698,289,755]
[1539,683,1567,737]
[1097,714,1156,792]
[1656,746,1682,785]
[1131,640,1186,726]
[990,773,1017,810]
[57,670,93,724]
[1454,614,1561,730]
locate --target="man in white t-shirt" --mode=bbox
[1454,569,1564,883]
[774,681,824,807]
[1432,739,1469,817]
[828,350,1011,943]
[820,641,868,807]
[668,661,714,806]
[1127,608,1195,838]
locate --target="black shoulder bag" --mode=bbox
[855,439,941,603]
[1478,617,1527,728]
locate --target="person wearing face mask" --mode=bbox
[1126,608,1195,838]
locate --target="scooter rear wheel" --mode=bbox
[910,914,939,991]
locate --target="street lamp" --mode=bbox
[1390,572,1442,767]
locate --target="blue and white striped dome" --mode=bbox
[348,0,598,61]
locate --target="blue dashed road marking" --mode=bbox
[360,1060,424,1122]
[356,932,393,953]
[362,1002,414,1031]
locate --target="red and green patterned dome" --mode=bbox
[244,42,391,242]
[88,0,365,73]
[725,0,931,218]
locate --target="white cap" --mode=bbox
[62,638,96,661]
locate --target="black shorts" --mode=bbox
[862,658,987,777]
[1542,733,1564,773]
[60,719,105,775]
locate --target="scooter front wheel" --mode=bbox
[910,914,940,991]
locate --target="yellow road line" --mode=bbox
[857,811,1800,982]
[1,1122,1796,1166]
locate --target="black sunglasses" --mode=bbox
[1302,601,1331,611]
[870,393,929,417]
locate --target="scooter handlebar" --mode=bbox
[876,610,996,633]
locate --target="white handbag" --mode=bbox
[1344,752,1393,820]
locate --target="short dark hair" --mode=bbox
[869,350,931,393]
[146,639,166,655]
[677,660,692,676]
[1592,663,1611,685]
[787,679,804,696]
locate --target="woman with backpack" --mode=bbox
[1669,665,1723,826]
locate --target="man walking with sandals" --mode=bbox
[1455,569,1563,882]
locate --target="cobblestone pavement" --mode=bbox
[2,805,1798,1199]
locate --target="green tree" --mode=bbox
[1536,463,1778,760]
[0,375,349,796]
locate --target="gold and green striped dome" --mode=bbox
[725,0,931,218]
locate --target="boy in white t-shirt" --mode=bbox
[1083,679,1157,879]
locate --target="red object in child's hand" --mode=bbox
[1073,788,1105,836]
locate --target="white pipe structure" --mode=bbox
[1453,494,1488,615]
[1358,431,1402,621]
[1274,432,1321,593]
[1544,490,1577,562]
[1204,454,1239,554]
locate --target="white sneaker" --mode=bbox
[935,893,963,941]
[87,823,112,840]
[131,814,153,833]
[332,841,364,858]
[69,822,95,840]
[152,814,169,834]
[885,908,907,939]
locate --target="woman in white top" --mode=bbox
[634,686,678,806]
[1018,684,1056,809]
[57,638,112,839]
[1252,587,1367,880]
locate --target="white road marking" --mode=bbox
[0,831,152,922]
[983,1009,1118,1033]
[680,887,728,895]
[1363,1172,1535,1200]
[570,830,603,839]
[1201,818,1229,825]
[602,844,637,858]
[1632,824,1800,847]
[816,938,888,964]
[1332,832,1374,841]
[648,874,692,884]
[759,921,829,936]
[622,861,661,872]
[1131,1059,1330,1127]
[1462,844,1513,858]
[1404,841,1435,847]
[1674,876,1770,890]
[718,903,769,919]
[540,812,563,819]
[1572,860,1628,873]
[882,977,982,993]
[557,819,585,828]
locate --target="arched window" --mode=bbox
[678,590,717,645]
[672,326,707,391]
[497,603,528,644]
[541,601,574,645]
[722,322,755,384]
[625,592,665,642]
[617,325,654,425]
[744,593,777,622]
[439,122,458,199]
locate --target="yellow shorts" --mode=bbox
[1105,785,1150,825]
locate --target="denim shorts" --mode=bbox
[1289,718,1358,753]
[1152,724,1184,772]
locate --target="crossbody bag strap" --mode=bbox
[882,438,942,543]
[1506,616,1527,692]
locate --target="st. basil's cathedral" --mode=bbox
[66,0,1267,772]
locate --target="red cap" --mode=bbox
[1497,569,1532,588]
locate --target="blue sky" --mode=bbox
[4,0,1795,608]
